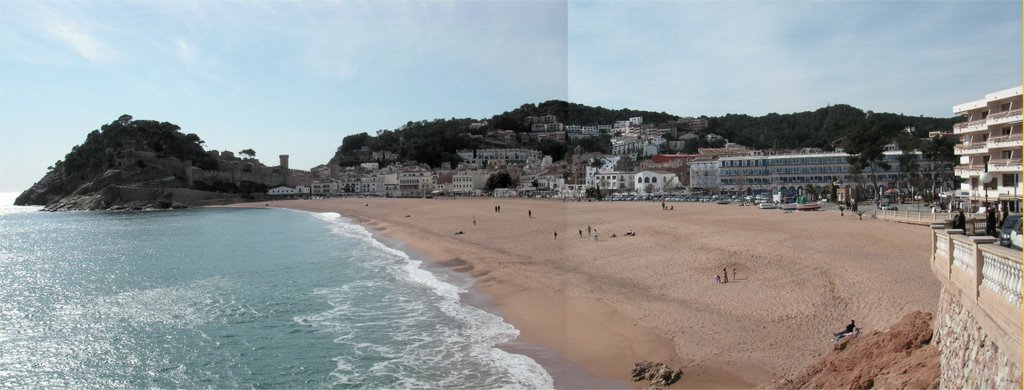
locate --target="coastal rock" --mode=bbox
[631,360,682,387]
[770,310,939,389]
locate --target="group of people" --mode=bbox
[714,268,737,284]
[950,201,1010,237]
[577,225,599,241]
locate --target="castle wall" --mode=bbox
[935,287,1021,389]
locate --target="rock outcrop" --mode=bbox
[632,360,683,388]
[16,115,265,211]
[771,311,940,389]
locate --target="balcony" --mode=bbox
[987,109,1023,126]
[954,142,988,155]
[953,119,988,134]
[989,158,1023,173]
[954,164,985,177]
[987,134,1023,149]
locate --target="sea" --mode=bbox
[0,193,553,388]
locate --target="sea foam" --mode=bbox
[302,211,554,388]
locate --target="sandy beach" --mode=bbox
[261,197,941,388]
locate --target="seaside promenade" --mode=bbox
[268,197,942,388]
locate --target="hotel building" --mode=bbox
[953,86,1022,210]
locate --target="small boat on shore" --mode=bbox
[758,202,778,209]
[796,201,822,211]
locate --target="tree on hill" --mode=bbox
[485,171,516,190]
[239,148,256,159]
[844,113,906,201]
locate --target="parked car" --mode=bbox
[999,214,1022,249]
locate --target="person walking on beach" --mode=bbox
[554,231,558,240]
[578,229,583,238]
[587,225,592,235]
[722,268,728,283]
[528,210,532,219]
[473,216,477,226]
[593,229,598,241]
[732,268,737,280]
[715,275,721,284]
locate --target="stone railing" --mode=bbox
[980,246,1023,306]
[873,210,951,226]
[931,226,1022,367]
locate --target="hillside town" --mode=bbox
[260,86,1018,215]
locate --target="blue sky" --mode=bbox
[0,0,1020,192]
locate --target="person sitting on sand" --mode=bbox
[715,275,721,284]
[833,320,856,339]
[454,231,464,235]
[611,233,617,238]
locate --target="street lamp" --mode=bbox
[980,172,993,208]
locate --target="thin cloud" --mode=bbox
[29,5,117,63]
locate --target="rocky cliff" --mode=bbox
[771,311,940,389]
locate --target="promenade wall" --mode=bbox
[930,227,1022,388]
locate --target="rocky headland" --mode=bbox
[16,115,295,211]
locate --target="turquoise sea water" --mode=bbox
[0,195,552,388]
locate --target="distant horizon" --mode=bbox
[2,0,1019,192]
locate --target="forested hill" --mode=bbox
[489,100,680,131]
[331,101,958,167]
[705,104,958,150]
[15,115,219,207]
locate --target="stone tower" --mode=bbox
[279,154,291,186]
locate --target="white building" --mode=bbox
[595,171,636,192]
[953,86,1022,210]
[311,181,339,196]
[399,170,433,197]
[634,170,680,194]
[453,170,489,194]
[267,185,298,196]
[689,158,721,193]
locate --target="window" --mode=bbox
[652,177,658,183]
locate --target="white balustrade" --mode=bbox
[952,240,974,271]
[981,249,1023,306]
[935,235,949,260]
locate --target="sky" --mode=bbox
[0,0,1020,193]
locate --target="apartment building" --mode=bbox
[689,157,721,192]
[952,86,1022,209]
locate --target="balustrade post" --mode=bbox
[971,237,998,300]
[943,229,960,278]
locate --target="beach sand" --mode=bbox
[262,198,941,388]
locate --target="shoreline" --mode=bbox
[364,217,629,389]
[249,197,941,388]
